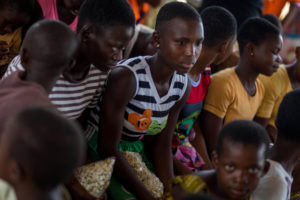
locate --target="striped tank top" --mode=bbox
[120,56,188,141]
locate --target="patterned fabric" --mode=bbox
[4,55,107,119]
[164,175,209,200]
[0,28,22,66]
[174,143,205,172]
[291,192,300,200]
[120,56,188,141]
[173,68,211,149]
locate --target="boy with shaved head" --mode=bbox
[0,19,78,133]
[0,106,86,200]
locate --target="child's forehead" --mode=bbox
[219,140,266,162]
[158,17,203,37]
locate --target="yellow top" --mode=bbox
[256,66,292,127]
[0,28,22,66]
[203,68,265,124]
[165,175,209,200]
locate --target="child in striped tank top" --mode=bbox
[98,2,204,200]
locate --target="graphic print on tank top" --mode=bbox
[119,56,188,141]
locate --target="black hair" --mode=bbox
[200,6,237,47]
[77,0,135,33]
[238,17,280,54]
[276,89,300,142]
[262,14,281,30]
[182,194,217,200]
[6,106,86,190]
[0,0,35,14]
[216,120,270,157]
[155,1,201,30]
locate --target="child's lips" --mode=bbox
[230,187,246,197]
[181,63,194,69]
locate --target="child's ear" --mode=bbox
[78,24,93,43]
[244,43,256,57]
[211,151,219,168]
[218,41,229,55]
[152,31,160,48]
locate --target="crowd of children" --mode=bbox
[0,0,299,200]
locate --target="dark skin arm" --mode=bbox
[190,116,213,169]
[253,116,269,128]
[98,67,155,200]
[254,117,277,143]
[266,124,277,143]
[199,110,223,156]
[151,81,191,186]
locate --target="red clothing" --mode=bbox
[0,72,54,134]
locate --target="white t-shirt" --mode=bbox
[250,159,293,200]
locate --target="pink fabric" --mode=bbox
[37,0,78,32]
[175,144,205,172]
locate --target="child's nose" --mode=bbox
[185,44,196,57]
[234,170,248,184]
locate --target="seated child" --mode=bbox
[37,0,85,32]
[0,19,78,134]
[4,0,135,120]
[250,89,300,200]
[255,46,300,142]
[173,6,237,173]
[0,0,36,76]
[167,120,270,200]
[200,17,282,154]
[0,106,86,200]
[98,2,204,200]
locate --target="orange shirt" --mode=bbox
[263,0,300,16]
[127,0,149,24]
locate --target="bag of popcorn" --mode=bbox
[122,152,164,198]
[74,157,115,198]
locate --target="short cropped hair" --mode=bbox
[238,17,280,54]
[6,107,86,190]
[200,6,237,47]
[77,0,135,33]
[0,0,35,14]
[262,14,281,30]
[155,1,201,30]
[216,120,270,157]
[276,89,300,142]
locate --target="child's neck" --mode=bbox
[188,47,217,81]
[270,137,299,174]
[235,59,259,96]
[15,184,63,200]
[149,53,175,85]
[63,48,91,83]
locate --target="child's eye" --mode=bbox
[225,164,235,172]
[248,168,259,174]
[176,40,185,46]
